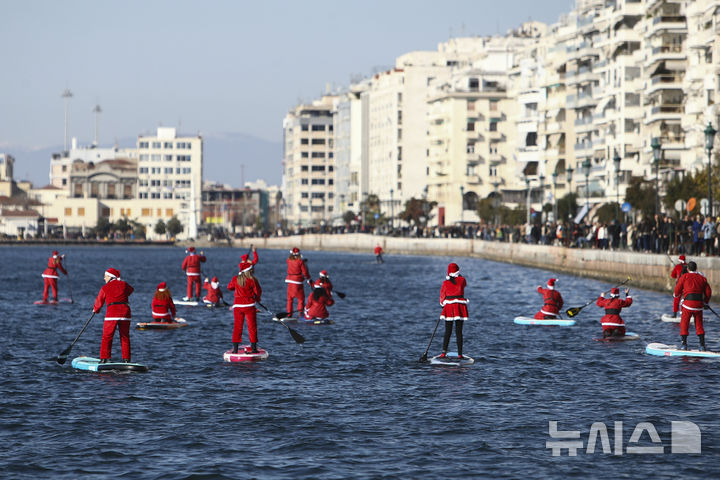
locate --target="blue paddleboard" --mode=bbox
[513,316,575,326]
[645,343,720,358]
[71,356,149,372]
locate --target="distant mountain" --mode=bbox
[4,131,282,189]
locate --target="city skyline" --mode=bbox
[0,0,572,187]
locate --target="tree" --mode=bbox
[399,197,436,227]
[115,217,132,239]
[557,193,578,223]
[154,219,167,237]
[663,169,704,216]
[595,203,618,223]
[624,176,657,221]
[360,193,386,228]
[131,220,146,239]
[342,210,356,226]
[94,217,112,238]
[166,216,184,238]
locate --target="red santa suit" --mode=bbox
[203,276,224,305]
[440,267,469,321]
[42,250,67,302]
[93,268,134,361]
[596,288,632,336]
[151,282,176,322]
[285,248,310,317]
[670,255,687,282]
[181,247,206,299]
[534,278,564,319]
[674,270,711,336]
[304,287,334,319]
[228,262,262,345]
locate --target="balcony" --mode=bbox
[645,104,683,124]
[576,92,598,108]
[574,142,593,157]
[647,74,683,94]
[647,16,687,37]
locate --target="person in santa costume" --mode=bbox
[439,263,469,359]
[596,287,633,338]
[374,244,384,264]
[41,250,68,303]
[670,255,688,282]
[151,281,176,323]
[93,268,134,363]
[285,247,310,318]
[228,260,262,354]
[534,278,564,319]
[240,245,259,267]
[673,261,712,350]
[181,246,206,301]
[304,283,334,320]
[312,270,333,298]
[202,276,225,306]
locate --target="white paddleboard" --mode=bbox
[660,313,693,324]
[645,342,720,358]
[594,332,640,342]
[429,352,474,366]
[513,316,576,326]
[175,300,201,306]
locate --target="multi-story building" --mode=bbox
[68,158,138,200]
[50,138,134,190]
[282,95,337,228]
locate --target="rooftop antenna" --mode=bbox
[92,104,102,146]
[61,88,73,152]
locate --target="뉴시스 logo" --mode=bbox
[546,420,701,456]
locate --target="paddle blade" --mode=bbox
[419,352,428,363]
[56,346,72,364]
[276,311,292,319]
[335,291,346,299]
[566,307,580,318]
[288,327,306,344]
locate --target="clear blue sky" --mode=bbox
[0,0,574,184]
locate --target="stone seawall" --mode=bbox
[229,234,720,293]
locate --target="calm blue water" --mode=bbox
[1,245,719,479]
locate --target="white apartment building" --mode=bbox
[282,96,337,228]
[136,127,202,238]
[50,138,135,190]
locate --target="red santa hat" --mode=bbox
[319,270,328,278]
[547,278,558,289]
[188,246,196,253]
[238,261,253,274]
[240,253,249,262]
[105,268,120,279]
[157,282,167,291]
[52,250,59,256]
[610,287,620,297]
[446,263,460,280]
[211,276,218,282]
[679,255,686,263]
[290,247,300,255]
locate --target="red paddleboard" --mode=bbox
[223,346,269,362]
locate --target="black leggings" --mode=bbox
[442,320,464,355]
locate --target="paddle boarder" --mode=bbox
[669,255,688,318]
[93,268,134,363]
[285,247,310,318]
[203,276,225,306]
[439,262,469,359]
[374,244,385,264]
[181,246,206,301]
[313,270,333,298]
[595,287,632,338]
[673,261,712,350]
[151,282,176,323]
[534,278,564,319]
[228,260,262,354]
[304,284,334,320]
[41,250,67,303]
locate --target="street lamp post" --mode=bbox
[582,158,591,211]
[705,122,717,218]
[651,137,661,216]
[566,166,574,196]
[539,174,545,223]
[492,181,500,226]
[551,172,558,223]
[613,149,621,221]
[390,188,394,232]
[460,185,465,225]
[525,176,531,227]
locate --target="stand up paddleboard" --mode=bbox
[223,346,269,362]
[514,316,576,326]
[429,352,475,366]
[71,356,149,372]
[645,343,720,358]
[136,318,188,330]
[175,300,201,307]
[283,317,334,325]
[34,298,73,305]
[660,313,693,324]
[594,332,640,342]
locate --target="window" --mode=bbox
[311,206,323,212]
[311,179,325,185]
[301,179,309,185]
[166,209,173,217]
[152,142,161,148]
[311,152,325,158]
[151,154,161,161]
[139,167,149,174]
[301,192,309,198]
[139,141,149,148]
[301,139,309,145]
[165,167,173,174]
[151,193,160,199]
[157,208,162,216]
[525,132,537,147]
[300,205,309,212]
[490,100,499,111]
[183,168,191,174]
[164,142,173,149]
[64,207,72,216]
[177,155,191,162]
[301,165,309,172]
[311,138,325,145]
[311,165,325,172]
[328,166,334,172]
[142,208,152,216]
[151,167,161,174]
[329,152,334,158]
[311,192,325,198]
[139,192,148,199]
[151,180,161,186]
[489,122,498,132]
[311,124,325,131]
[467,122,475,131]
[469,78,479,91]
[139,154,149,161]
[301,152,309,158]
[328,179,333,185]
[164,192,172,199]
[164,155,173,161]
[301,124,309,131]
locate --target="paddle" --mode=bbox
[66,273,74,304]
[706,304,720,320]
[565,276,631,318]
[256,302,305,344]
[55,312,95,364]
[334,290,346,299]
[419,317,442,363]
